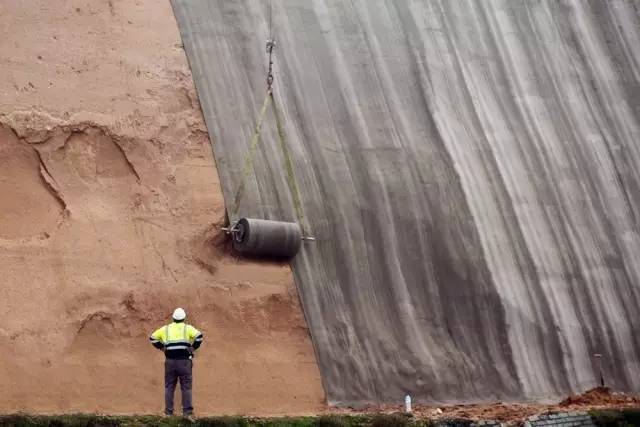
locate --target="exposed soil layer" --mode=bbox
[0,0,324,416]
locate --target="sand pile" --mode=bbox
[0,0,323,415]
[559,387,640,407]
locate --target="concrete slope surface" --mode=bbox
[172,0,640,405]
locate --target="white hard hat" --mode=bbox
[172,307,186,321]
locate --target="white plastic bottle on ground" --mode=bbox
[404,394,412,413]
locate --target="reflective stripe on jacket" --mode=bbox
[149,322,203,359]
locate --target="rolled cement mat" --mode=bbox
[231,217,302,258]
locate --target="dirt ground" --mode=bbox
[332,387,640,423]
[0,0,324,416]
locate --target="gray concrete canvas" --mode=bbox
[171,0,640,405]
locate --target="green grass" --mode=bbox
[4,409,638,427]
[589,408,640,427]
[0,414,437,427]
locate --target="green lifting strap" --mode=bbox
[270,92,305,234]
[229,90,307,235]
[231,92,272,218]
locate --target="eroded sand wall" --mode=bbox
[0,0,323,415]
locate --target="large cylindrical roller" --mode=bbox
[231,217,302,258]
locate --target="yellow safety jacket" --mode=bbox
[149,321,203,359]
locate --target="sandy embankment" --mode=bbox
[0,0,324,415]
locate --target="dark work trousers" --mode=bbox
[164,359,193,415]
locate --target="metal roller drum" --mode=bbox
[231,217,302,258]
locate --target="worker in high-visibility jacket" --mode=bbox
[149,307,203,416]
